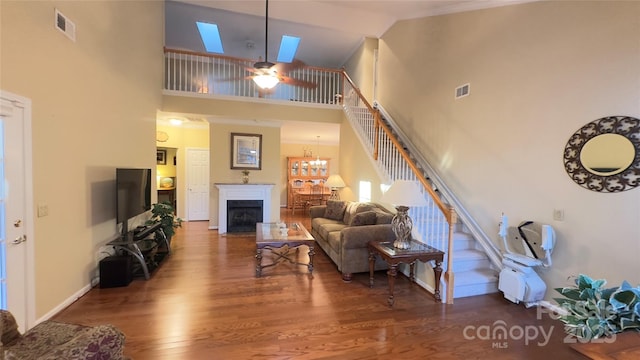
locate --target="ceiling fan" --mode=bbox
[247,0,316,90]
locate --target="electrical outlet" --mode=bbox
[553,209,564,221]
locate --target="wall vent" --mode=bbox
[455,83,470,99]
[55,9,76,42]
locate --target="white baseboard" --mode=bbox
[35,282,94,325]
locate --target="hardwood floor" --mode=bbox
[53,209,587,359]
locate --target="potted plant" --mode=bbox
[147,201,182,240]
[554,274,640,340]
[241,170,250,184]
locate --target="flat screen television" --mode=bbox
[116,168,152,237]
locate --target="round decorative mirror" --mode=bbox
[564,116,640,192]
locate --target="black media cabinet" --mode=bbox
[107,222,170,280]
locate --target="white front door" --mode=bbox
[186,148,209,221]
[0,92,33,330]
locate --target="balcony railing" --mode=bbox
[164,48,343,105]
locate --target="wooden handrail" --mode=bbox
[341,77,458,302]
[164,47,343,74]
[340,70,377,114]
[373,116,455,224]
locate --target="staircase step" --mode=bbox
[453,232,475,251]
[453,269,500,298]
[451,249,490,272]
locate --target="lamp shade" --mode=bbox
[381,180,428,207]
[325,174,346,188]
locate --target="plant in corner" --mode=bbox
[147,201,182,239]
[554,274,640,340]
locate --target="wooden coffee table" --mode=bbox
[368,240,444,306]
[255,222,315,278]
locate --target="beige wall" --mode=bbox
[376,1,640,292]
[338,117,389,203]
[209,123,281,226]
[343,37,378,105]
[156,124,209,218]
[0,1,163,319]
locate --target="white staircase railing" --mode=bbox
[342,74,457,303]
[164,48,343,105]
[375,103,503,270]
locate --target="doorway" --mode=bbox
[186,148,210,221]
[157,147,178,211]
[0,91,35,330]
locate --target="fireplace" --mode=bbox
[215,183,274,234]
[227,200,263,233]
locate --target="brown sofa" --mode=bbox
[310,200,395,281]
[0,310,126,359]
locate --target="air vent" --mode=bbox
[455,83,470,99]
[55,9,76,42]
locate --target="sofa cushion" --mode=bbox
[342,202,374,225]
[326,231,343,254]
[311,217,343,233]
[374,209,394,224]
[317,223,348,242]
[324,200,347,221]
[0,310,21,346]
[349,211,378,226]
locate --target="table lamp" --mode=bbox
[324,174,346,200]
[381,180,428,249]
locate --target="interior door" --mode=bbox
[186,148,209,221]
[0,94,31,330]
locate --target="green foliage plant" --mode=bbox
[147,202,183,239]
[554,274,640,340]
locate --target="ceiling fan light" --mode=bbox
[253,74,279,89]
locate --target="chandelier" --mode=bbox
[309,136,326,170]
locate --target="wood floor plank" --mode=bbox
[52,209,587,359]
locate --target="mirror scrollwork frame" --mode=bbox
[563,116,640,192]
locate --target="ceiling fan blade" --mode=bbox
[272,59,306,74]
[280,76,317,89]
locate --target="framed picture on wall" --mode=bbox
[157,149,167,165]
[231,133,262,170]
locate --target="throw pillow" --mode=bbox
[375,211,394,224]
[324,200,347,221]
[349,211,378,226]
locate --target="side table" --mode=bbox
[368,240,444,306]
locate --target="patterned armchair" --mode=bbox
[0,310,125,359]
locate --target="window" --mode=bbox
[196,22,224,54]
[359,181,371,202]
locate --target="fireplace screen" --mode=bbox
[227,200,263,233]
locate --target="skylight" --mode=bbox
[277,35,300,63]
[196,21,224,54]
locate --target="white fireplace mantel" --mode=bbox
[215,183,274,234]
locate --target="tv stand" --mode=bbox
[107,222,169,280]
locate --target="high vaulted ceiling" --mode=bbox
[168,0,533,68]
[164,0,534,144]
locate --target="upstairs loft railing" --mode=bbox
[164,48,343,105]
[341,73,457,304]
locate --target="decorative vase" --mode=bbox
[391,206,412,249]
[242,175,249,184]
